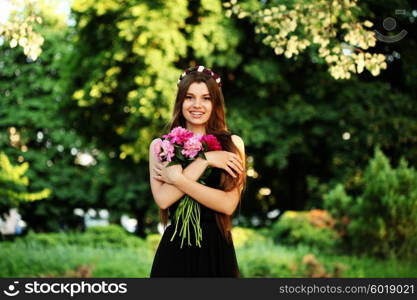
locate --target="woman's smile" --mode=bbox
[189,111,205,118]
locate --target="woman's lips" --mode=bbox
[190,111,204,119]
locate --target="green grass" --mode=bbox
[0,232,416,278]
[236,240,417,277]
[0,242,153,277]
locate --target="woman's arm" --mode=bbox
[172,175,238,215]
[171,135,246,216]
[149,138,209,210]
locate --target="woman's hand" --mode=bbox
[152,161,183,185]
[205,151,244,178]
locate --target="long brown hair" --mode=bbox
[159,69,247,243]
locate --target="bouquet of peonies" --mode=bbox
[153,126,222,248]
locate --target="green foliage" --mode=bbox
[0,6,115,231]
[19,224,148,249]
[145,233,162,253]
[270,210,341,251]
[0,242,153,277]
[225,0,387,79]
[231,226,268,248]
[0,152,51,215]
[0,225,153,277]
[0,0,45,60]
[236,241,417,278]
[323,147,417,259]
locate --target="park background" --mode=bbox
[0,0,416,277]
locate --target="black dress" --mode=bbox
[150,166,240,277]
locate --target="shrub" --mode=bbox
[231,226,268,248]
[323,147,417,259]
[17,224,147,249]
[270,209,340,251]
[0,242,153,277]
[146,233,162,253]
[237,241,295,277]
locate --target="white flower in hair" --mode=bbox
[197,66,205,72]
[216,78,221,83]
[181,72,186,77]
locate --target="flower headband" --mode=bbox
[177,65,222,87]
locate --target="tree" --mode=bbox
[0,1,108,232]
[0,0,44,60]
[223,0,417,223]
[0,151,50,216]
[224,0,387,79]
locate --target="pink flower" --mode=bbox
[153,139,175,162]
[162,126,194,145]
[181,133,203,159]
[201,134,222,151]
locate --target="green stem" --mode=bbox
[169,172,210,248]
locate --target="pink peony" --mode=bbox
[153,139,175,162]
[162,126,194,145]
[201,134,222,151]
[181,133,203,159]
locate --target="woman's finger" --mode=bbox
[230,153,243,165]
[225,165,237,178]
[153,175,163,182]
[233,158,244,171]
[228,156,243,171]
[228,160,243,174]
[226,159,236,171]
[235,155,243,165]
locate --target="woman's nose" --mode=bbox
[192,99,203,107]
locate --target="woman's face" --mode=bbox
[182,82,213,129]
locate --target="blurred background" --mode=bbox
[0,0,416,277]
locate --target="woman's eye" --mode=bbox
[184,96,210,100]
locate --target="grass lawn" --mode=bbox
[1,237,415,278]
[237,241,417,278]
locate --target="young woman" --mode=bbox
[149,65,246,277]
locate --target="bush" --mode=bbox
[231,226,268,248]
[0,243,153,277]
[146,233,162,253]
[323,147,417,259]
[17,224,147,249]
[237,240,295,277]
[270,209,340,251]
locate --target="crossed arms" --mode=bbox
[148,135,245,216]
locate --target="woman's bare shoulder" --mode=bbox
[149,137,162,148]
[149,138,162,162]
[231,134,245,155]
[231,134,244,146]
